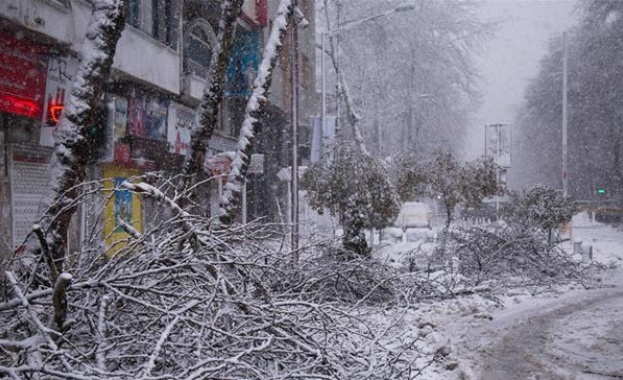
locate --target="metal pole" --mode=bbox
[290,14,299,253]
[562,32,568,197]
[496,124,501,214]
[335,2,341,139]
[321,32,326,150]
[241,180,247,223]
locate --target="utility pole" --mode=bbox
[290,2,304,256]
[562,32,568,197]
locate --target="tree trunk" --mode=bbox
[35,0,127,277]
[343,201,371,257]
[179,0,244,204]
[219,0,295,224]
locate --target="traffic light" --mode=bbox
[597,187,606,195]
[86,105,110,162]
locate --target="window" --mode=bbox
[164,0,174,47]
[127,0,140,28]
[152,0,160,38]
[188,27,212,65]
[184,21,216,74]
[126,0,178,49]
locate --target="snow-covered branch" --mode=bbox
[35,0,127,273]
[219,0,295,224]
[180,0,244,199]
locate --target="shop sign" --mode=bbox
[248,153,264,174]
[0,32,48,119]
[114,142,132,166]
[241,0,268,27]
[205,154,233,176]
[167,102,195,155]
[40,55,79,146]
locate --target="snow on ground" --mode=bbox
[369,212,623,379]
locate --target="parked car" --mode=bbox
[394,202,433,229]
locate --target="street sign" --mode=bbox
[485,124,511,168]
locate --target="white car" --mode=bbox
[395,201,433,230]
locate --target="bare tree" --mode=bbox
[323,0,490,157]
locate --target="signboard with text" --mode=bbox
[0,32,48,119]
[485,123,511,168]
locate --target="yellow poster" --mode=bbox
[102,165,143,258]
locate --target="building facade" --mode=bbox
[0,0,316,261]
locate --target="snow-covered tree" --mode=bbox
[512,0,623,201]
[320,0,490,157]
[303,143,401,257]
[398,152,502,229]
[1,180,435,379]
[34,0,127,277]
[179,0,244,202]
[219,0,295,224]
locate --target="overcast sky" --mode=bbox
[465,0,579,159]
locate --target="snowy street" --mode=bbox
[432,215,623,380]
[460,285,623,379]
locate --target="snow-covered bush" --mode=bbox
[449,224,586,287]
[503,185,577,236]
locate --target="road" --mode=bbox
[460,288,623,380]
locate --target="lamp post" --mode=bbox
[320,2,416,145]
[291,5,309,254]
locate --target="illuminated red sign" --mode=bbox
[0,32,48,119]
[46,87,66,125]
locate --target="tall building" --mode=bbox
[0,0,316,261]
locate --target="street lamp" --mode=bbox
[320,2,416,140]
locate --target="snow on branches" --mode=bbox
[219,0,295,224]
[1,178,435,379]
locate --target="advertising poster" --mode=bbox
[225,28,260,97]
[113,177,133,233]
[128,94,146,137]
[145,95,168,140]
[114,97,128,140]
[103,166,142,257]
[167,102,194,155]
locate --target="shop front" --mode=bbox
[0,31,50,252]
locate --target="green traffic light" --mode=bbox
[597,188,606,195]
